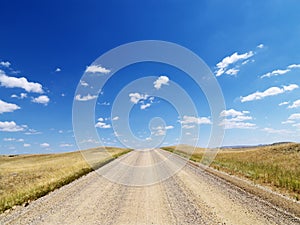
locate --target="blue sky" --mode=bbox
[1,0,300,154]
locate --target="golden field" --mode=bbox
[0,147,130,213]
[162,143,300,200]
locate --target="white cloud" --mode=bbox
[0,99,20,114]
[262,128,292,134]
[292,123,300,129]
[3,138,23,142]
[112,116,119,121]
[220,120,256,129]
[75,94,97,101]
[282,120,295,124]
[165,125,174,130]
[3,138,15,141]
[99,101,110,106]
[240,84,298,102]
[288,99,300,109]
[98,117,104,122]
[257,44,264,49]
[182,124,195,129]
[129,92,148,104]
[140,103,151,110]
[288,64,300,69]
[220,109,249,117]
[151,125,174,136]
[11,93,27,99]
[225,68,239,76]
[95,121,111,129]
[80,80,89,87]
[0,61,11,67]
[0,71,43,93]
[180,115,211,125]
[215,51,254,76]
[261,63,300,78]
[0,121,25,132]
[25,128,41,135]
[32,95,50,105]
[220,109,255,129]
[242,59,250,65]
[60,143,73,147]
[261,69,290,78]
[288,113,300,121]
[283,84,299,91]
[24,143,31,147]
[85,65,110,74]
[279,101,290,106]
[40,143,50,148]
[55,68,61,72]
[154,76,169,89]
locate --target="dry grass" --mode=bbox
[0,147,130,213]
[162,143,300,200]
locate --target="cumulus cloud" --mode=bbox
[220,109,249,117]
[95,121,111,129]
[261,63,300,78]
[24,143,31,147]
[182,124,195,129]
[3,138,23,142]
[240,84,298,102]
[288,113,300,120]
[129,92,149,104]
[180,115,211,125]
[220,109,255,129]
[154,76,169,89]
[25,128,41,135]
[292,123,300,129]
[0,121,26,132]
[0,99,20,114]
[32,95,50,105]
[151,125,174,136]
[112,116,119,121]
[11,93,27,99]
[85,65,110,74]
[279,101,289,106]
[287,64,300,69]
[75,94,97,101]
[225,68,239,76]
[215,51,254,76]
[55,68,61,72]
[282,113,300,126]
[40,143,50,148]
[261,69,290,78]
[288,99,300,109]
[99,101,110,106]
[140,103,151,110]
[257,44,264,49]
[0,61,11,67]
[0,71,43,93]
[80,80,89,87]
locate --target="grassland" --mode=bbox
[162,143,300,200]
[0,147,130,213]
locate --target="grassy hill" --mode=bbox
[162,143,300,200]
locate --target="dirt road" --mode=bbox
[1,149,300,224]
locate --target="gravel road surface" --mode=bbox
[1,149,300,225]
